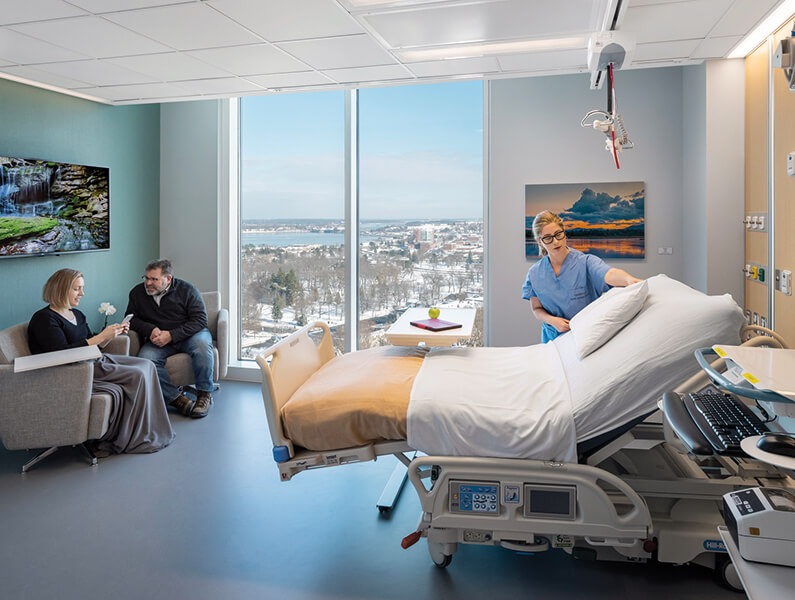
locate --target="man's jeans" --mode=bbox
[138,328,214,402]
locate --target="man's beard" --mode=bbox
[145,283,167,296]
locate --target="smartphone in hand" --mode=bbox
[122,314,134,325]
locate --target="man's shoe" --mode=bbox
[191,391,212,419]
[169,393,195,417]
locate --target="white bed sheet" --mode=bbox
[555,274,745,442]
[408,343,577,462]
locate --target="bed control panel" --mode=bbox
[450,481,500,515]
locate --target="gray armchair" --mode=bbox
[127,291,228,388]
[0,322,130,473]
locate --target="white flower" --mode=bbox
[99,302,117,316]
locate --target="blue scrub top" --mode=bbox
[522,248,611,343]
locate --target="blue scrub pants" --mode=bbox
[138,328,214,402]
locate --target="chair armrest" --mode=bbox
[0,362,94,450]
[103,335,129,356]
[216,307,229,379]
[128,330,142,356]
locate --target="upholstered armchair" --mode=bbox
[0,322,129,473]
[127,291,228,388]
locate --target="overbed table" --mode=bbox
[385,307,476,347]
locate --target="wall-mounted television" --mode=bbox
[0,156,109,258]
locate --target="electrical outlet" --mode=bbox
[753,312,759,325]
[745,309,752,325]
[761,316,768,328]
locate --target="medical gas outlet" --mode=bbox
[745,263,767,284]
[744,213,767,232]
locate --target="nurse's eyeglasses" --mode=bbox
[539,230,566,245]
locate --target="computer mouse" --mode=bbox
[756,433,795,458]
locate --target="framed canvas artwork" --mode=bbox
[525,181,645,259]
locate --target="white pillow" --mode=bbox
[569,279,649,359]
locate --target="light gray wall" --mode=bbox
[160,100,221,293]
[488,68,686,347]
[680,60,745,305]
[705,59,745,302]
[682,64,708,292]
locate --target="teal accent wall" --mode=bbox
[0,79,160,331]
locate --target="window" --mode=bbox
[238,81,483,359]
[358,82,484,348]
[239,91,345,358]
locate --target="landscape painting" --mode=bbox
[525,181,645,259]
[0,156,110,258]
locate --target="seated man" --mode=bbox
[126,259,214,418]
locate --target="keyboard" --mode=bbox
[683,387,769,455]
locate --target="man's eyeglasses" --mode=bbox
[142,275,163,283]
[539,230,566,245]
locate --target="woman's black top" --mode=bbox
[28,307,91,355]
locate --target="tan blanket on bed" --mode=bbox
[281,345,427,451]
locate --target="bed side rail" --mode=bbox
[255,321,335,460]
[407,456,652,545]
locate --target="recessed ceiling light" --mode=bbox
[727,0,795,58]
[398,37,587,61]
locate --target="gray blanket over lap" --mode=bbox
[92,354,175,454]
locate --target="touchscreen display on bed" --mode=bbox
[523,484,576,519]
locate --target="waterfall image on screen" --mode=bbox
[0,156,110,257]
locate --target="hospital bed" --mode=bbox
[255,275,795,590]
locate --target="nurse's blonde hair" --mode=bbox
[532,211,565,257]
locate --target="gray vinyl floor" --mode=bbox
[0,381,738,600]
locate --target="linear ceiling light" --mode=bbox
[728,0,795,58]
[398,37,587,61]
[0,71,110,105]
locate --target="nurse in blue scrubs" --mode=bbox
[522,210,641,343]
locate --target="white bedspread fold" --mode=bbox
[407,343,576,462]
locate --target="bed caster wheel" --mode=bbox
[715,555,743,593]
[378,506,390,514]
[428,542,452,568]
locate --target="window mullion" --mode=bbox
[344,89,360,352]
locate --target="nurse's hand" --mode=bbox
[551,317,570,333]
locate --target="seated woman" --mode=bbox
[28,268,175,455]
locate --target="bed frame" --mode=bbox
[256,321,795,591]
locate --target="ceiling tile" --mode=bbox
[244,71,333,89]
[497,49,586,72]
[209,0,364,42]
[73,81,193,101]
[622,0,733,44]
[176,77,265,94]
[362,0,603,49]
[10,16,172,58]
[34,59,158,86]
[187,44,308,76]
[278,35,396,70]
[0,1,87,25]
[633,40,701,62]
[109,52,234,81]
[0,27,89,63]
[710,0,779,37]
[691,35,742,59]
[0,65,91,89]
[324,63,412,83]
[104,3,262,51]
[67,0,195,12]
[407,56,501,77]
